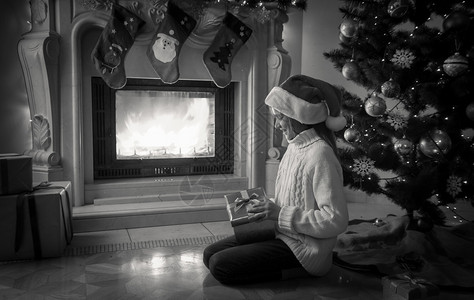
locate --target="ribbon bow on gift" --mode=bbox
[234,193,260,212]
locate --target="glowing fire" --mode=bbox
[115,90,215,159]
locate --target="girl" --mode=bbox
[203,75,349,284]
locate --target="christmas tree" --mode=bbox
[324,0,474,227]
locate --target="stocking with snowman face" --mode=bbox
[91,4,144,89]
[147,1,196,84]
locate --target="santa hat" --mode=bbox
[265,75,347,131]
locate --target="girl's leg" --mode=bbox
[203,235,239,269]
[205,237,306,285]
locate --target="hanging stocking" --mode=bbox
[203,13,252,88]
[91,4,144,89]
[147,1,196,84]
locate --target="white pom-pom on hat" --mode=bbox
[265,75,347,131]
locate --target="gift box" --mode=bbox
[225,187,275,244]
[0,154,32,195]
[0,181,73,261]
[382,273,440,300]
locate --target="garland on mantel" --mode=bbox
[82,0,307,23]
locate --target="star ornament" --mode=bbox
[352,157,375,177]
[446,175,462,198]
[391,49,415,69]
[387,113,407,130]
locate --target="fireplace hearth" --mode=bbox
[92,77,234,179]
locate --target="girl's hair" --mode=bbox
[289,118,339,159]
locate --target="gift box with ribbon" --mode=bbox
[224,187,275,244]
[382,273,440,300]
[0,153,32,195]
[0,181,73,261]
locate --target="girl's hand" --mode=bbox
[247,198,281,222]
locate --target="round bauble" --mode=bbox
[394,138,413,155]
[387,0,413,18]
[339,32,352,43]
[466,102,474,121]
[416,217,434,232]
[342,61,360,80]
[364,95,386,117]
[443,53,469,77]
[340,19,358,38]
[419,129,452,158]
[443,11,470,33]
[381,79,401,98]
[344,127,361,143]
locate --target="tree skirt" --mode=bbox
[333,215,474,288]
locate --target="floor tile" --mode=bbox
[127,223,211,242]
[69,229,131,247]
[201,221,234,236]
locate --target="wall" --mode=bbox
[285,0,366,97]
[0,1,32,154]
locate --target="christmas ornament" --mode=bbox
[353,156,375,177]
[465,102,474,121]
[387,0,413,18]
[342,60,360,81]
[443,53,469,77]
[344,127,361,143]
[381,78,401,98]
[394,138,413,155]
[446,175,463,198]
[419,129,452,158]
[364,94,386,117]
[391,48,415,69]
[91,4,145,89]
[147,2,197,84]
[416,216,434,232]
[203,12,253,88]
[339,32,352,43]
[387,113,407,130]
[339,19,358,38]
[443,11,470,33]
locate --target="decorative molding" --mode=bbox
[19,0,62,173]
[32,114,51,151]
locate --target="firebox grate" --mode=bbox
[91,77,235,179]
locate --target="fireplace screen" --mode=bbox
[115,90,215,160]
[92,77,234,179]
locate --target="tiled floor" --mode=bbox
[1,204,473,299]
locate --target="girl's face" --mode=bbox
[272,108,296,141]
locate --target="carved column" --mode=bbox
[265,10,291,197]
[17,0,63,183]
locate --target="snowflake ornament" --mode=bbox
[391,49,415,69]
[446,175,462,198]
[387,113,407,130]
[353,157,375,176]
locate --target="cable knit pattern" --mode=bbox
[274,129,349,276]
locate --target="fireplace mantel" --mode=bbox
[18,0,291,208]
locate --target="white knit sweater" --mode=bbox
[274,128,348,276]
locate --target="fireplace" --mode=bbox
[92,77,234,179]
[17,0,292,208]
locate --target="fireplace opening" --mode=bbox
[92,77,234,179]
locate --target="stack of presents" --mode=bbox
[0,154,73,261]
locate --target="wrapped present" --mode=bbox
[225,187,275,244]
[382,273,440,300]
[0,154,32,195]
[0,181,73,261]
